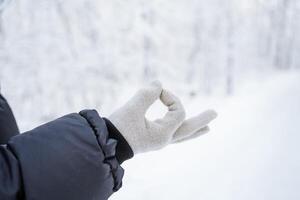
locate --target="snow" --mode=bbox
[110,72,300,200]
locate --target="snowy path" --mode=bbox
[111,72,300,200]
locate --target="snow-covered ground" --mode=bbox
[109,71,300,200]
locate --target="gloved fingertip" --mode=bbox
[142,80,163,97]
[160,89,179,106]
[200,126,210,133]
[186,110,217,127]
[132,80,163,111]
[149,80,162,89]
[202,109,218,120]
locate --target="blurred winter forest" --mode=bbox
[0,0,299,124]
[1,1,299,91]
[0,0,300,199]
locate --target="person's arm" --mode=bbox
[0,94,19,144]
[0,81,217,200]
[0,109,133,200]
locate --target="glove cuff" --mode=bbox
[103,118,134,163]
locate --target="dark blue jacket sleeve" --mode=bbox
[0,109,133,200]
[0,94,19,144]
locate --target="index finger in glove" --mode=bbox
[154,89,186,132]
[172,110,217,142]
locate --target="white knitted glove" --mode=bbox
[108,81,217,154]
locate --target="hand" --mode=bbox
[108,81,217,154]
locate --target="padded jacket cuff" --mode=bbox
[103,118,134,164]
